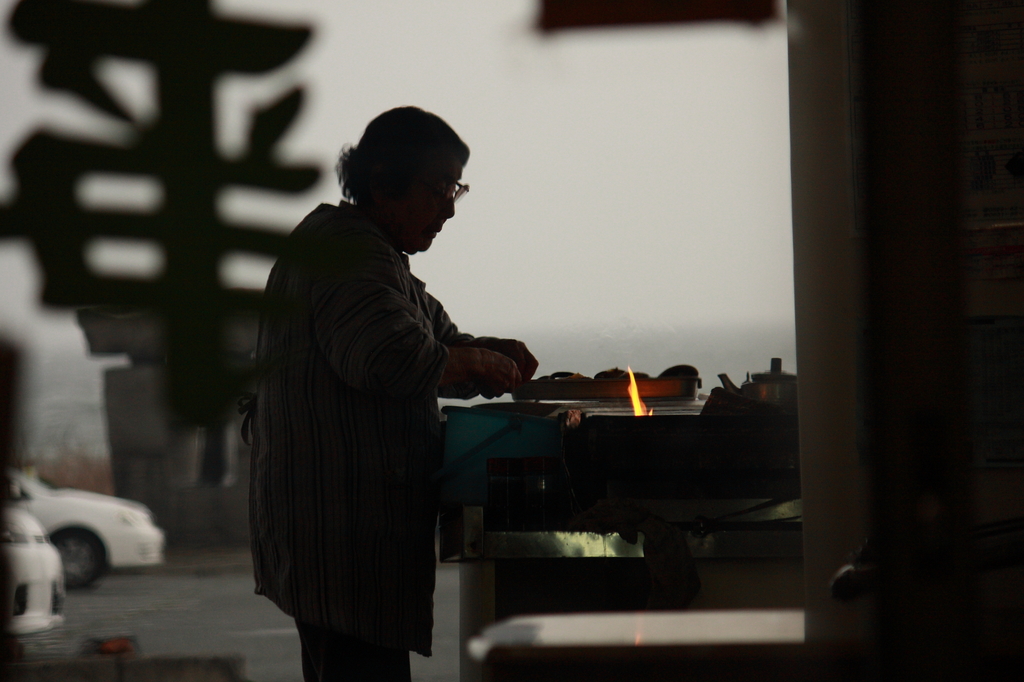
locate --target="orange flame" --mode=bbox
[627,366,653,416]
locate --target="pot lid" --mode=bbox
[748,357,797,383]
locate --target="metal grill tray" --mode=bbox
[512,376,700,401]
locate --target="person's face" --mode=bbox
[376,154,463,255]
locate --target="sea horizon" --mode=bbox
[10,319,796,462]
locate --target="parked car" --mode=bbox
[2,506,65,635]
[7,469,165,588]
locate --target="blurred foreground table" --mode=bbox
[468,609,861,682]
[467,608,1024,682]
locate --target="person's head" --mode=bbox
[337,107,470,254]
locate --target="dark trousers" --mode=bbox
[295,620,411,682]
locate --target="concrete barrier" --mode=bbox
[6,655,247,682]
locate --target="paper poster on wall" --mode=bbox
[958,1,1024,279]
[845,1,1024,278]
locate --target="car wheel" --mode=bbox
[51,529,106,588]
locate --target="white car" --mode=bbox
[7,469,165,588]
[3,506,65,635]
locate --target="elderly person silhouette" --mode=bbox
[248,107,537,682]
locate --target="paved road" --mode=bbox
[16,555,461,682]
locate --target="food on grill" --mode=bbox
[537,372,590,381]
[537,367,696,381]
[595,368,650,379]
[659,364,699,378]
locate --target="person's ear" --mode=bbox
[369,180,403,207]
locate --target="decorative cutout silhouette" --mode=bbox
[0,0,360,424]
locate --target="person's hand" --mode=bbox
[469,347,523,398]
[441,346,523,398]
[459,338,539,383]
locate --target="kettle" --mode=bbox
[718,358,798,414]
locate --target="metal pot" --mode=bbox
[718,358,798,414]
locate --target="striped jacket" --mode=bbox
[249,203,474,655]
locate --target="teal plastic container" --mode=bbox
[435,406,562,506]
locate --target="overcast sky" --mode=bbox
[1,0,794,353]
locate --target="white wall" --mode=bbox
[0,0,795,452]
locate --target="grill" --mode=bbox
[440,387,802,559]
[442,375,806,682]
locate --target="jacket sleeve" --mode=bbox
[423,289,481,400]
[310,241,449,400]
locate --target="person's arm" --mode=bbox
[426,292,538,398]
[452,337,539,383]
[311,245,448,399]
[440,345,522,399]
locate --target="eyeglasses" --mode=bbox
[449,181,470,203]
[422,179,470,203]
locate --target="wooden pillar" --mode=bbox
[861,1,977,679]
